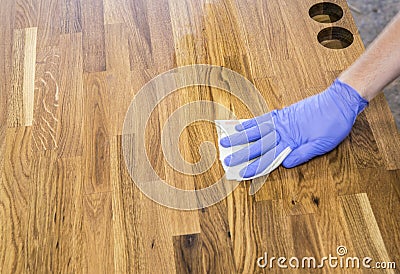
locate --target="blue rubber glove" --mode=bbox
[220,79,368,178]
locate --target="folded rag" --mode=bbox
[215,120,292,181]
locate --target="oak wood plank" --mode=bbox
[0,127,32,273]
[173,233,203,273]
[234,0,288,60]
[61,0,82,33]
[154,91,201,235]
[33,46,60,152]
[80,0,106,72]
[56,33,84,157]
[349,112,384,168]
[8,29,25,127]
[0,0,15,46]
[0,0,14,163]
[169,0,207,66]
[83,72,111,194]
[23,27,38,126]
[357,169,400,264]
[147,0,176,72]
[37,0,61,49]
[103,0,125,25]
[364,94,400,170]
[52,157,84,273]
[203,0,246,65]
[14,0,39,29]
[254,199,294,273]
[126,0,153,70]
[82,192,114,273]
[27,153,84,273]
[110,136,177,273]
[110,136,143,273]
[339,193,393,273]
[326,137,363,196]
[199,203,236,273]
[104,23,136,135]
[7,27,38,127]
[226,183,259,273]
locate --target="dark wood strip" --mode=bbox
[173,233,203,273]
[83,72,111,194]
[81,0,106,72]
[126,0,153,70]
[350,111,384,168]
[61,0,82,33]
[365,94,400,170]
[199,202,236,273]
[14,0,39,29]
[37,0,61,49]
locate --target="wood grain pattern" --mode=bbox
[27,153,83,273]
[110,136,143,273]
[61,0,82,34]
[365,94,400,170]
[56,33,83,157]
[357,169,400,265]
[104,23,136,135]
[254,199,294,273]
[80,0,106,72]
[173,233,203,273]
[23,27,38,126]
[8,27,37,127]
[0,0,14,167]
[0,127,32,273]
[8,28,25,127]
[340,193,393,271]
[37,0,61,49]
[82,192,114,273]
[14,0,38,29]
[83,72,111,194]
[1,0,400,273]
[349,111,384,168]
[33,46,60,152]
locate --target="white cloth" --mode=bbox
[215,120,292,181]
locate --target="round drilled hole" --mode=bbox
[309,2,344,23]
[317,27,354,49]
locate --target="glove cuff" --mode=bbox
[332,79,369,115]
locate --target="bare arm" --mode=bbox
[339,11,400,101]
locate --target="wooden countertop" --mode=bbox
[1,0,399,272]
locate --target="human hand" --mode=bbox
[220,79,368,178]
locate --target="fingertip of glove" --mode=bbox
[235,124,245,131]
[220,137,231,148]
[282,156,301,168]
[224,155,233,166]
[240,166,255,178]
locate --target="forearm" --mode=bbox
[339,11,400,101]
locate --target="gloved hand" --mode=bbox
[220,79,368,178]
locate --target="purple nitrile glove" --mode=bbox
[220,79,368,178]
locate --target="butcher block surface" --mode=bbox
[1,0,400,273]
